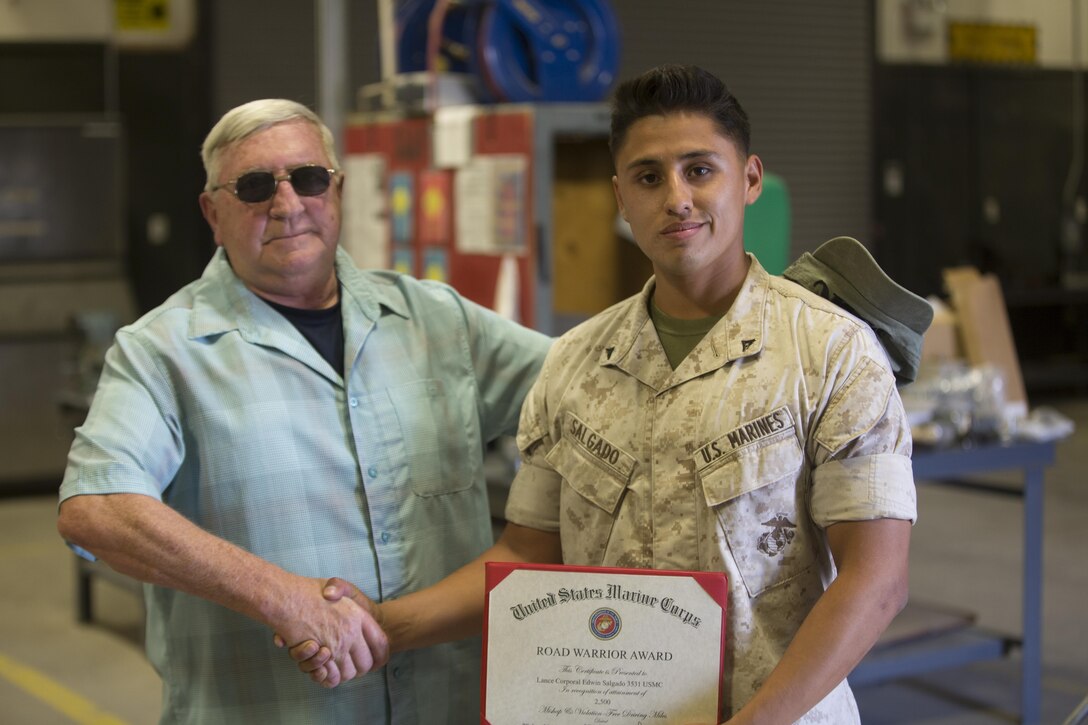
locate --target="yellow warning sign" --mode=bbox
[116,0,170,32]
[949,22,1036,65]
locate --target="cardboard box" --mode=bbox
[920,296,960,363]
[942,266,1028,412]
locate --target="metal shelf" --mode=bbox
[853,626,1013,687]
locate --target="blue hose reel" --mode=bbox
[395,0,621,103]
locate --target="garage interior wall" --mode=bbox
[5,1,1087,489]
[210,0,873,263]
[613,1,874,259]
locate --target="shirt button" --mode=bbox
[381,531,391,543]
[367,466,378,478]
[392,666,401,679]
[349,397,359,408]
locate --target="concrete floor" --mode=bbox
[0,399,1085,724]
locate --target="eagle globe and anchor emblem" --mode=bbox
[589,607,621,640]
[757,513,797,556]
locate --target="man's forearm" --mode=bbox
[60,492,301,626]
[57,491,386,681]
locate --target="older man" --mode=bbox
[57,99,550,724]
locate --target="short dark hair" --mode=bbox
[609,64,751,159]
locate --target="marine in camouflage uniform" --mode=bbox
[290,64,917,725]
[504,257,917,721]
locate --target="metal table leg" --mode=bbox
[76,557,93,623]
[1021,464,1045,725]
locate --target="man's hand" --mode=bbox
[280,524,564,685]
[275,577,381,686]
[272,576,389,688]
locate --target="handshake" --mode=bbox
[273,577,388,688]
[269,523,557,687]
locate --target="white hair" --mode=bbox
[201,99,340,190]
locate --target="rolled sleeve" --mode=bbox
[503,462,562,532]
[810,453,917,528]
[504,355,562,531]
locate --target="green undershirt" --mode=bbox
[648,299,722,370]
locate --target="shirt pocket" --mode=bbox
[387,379,471,497]
[698,426,812,598]
[546,432,635,565]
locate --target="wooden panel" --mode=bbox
[551,140,651,316]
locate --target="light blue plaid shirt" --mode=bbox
[60,247,550,725]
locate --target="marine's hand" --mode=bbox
[271,576,389,688]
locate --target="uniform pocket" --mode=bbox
[546,435,634,513]
[546,424,635,564]
[698,414,812,598]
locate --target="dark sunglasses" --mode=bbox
[211,164,339,204]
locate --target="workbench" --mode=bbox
[852,440,1058,725]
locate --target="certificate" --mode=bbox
[482,563,727,725]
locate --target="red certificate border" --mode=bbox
[481,562,728,725]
